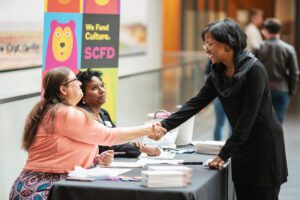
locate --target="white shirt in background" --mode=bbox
[245,23,263,51]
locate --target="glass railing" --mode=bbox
[117,51,214,141]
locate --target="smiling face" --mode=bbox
[82,76,106,109]
[203,31,231,64]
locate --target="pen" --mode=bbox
[181,162,203,165]
[114,152,126,155]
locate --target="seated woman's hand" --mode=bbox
[135,142,161,156]
[148,122,166,141]
[96,150,114,166]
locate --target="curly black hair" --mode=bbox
[76,68,103,95]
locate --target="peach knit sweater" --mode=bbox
[24,105,117,173]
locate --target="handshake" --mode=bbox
[148,122,167,141]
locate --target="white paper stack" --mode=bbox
[102,161,144,168]
[192,140,225,155]
[137,158,184,166]
[68,166,130,180]
[141,170,187,188]
[138,149,176,160]
[147,165,193,183]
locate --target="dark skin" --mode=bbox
[82,76,161,156]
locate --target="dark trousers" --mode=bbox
[234,183,281,200]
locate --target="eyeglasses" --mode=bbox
[62,77,78,86]
[202,40,216,50]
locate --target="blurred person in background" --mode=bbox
[253,18,299,123]
[245,8,264,51]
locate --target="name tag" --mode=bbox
[104,121,113,128]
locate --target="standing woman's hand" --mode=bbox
[96,150,114,166]
[148,122,166,141]
[208,156,225,170]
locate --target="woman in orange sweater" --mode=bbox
[9,67,165,200]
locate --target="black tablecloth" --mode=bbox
[49,153,235,200]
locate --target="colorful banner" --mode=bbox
[43,0,120,122]
[81,14,119,68]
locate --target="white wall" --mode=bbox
[118,0,162,76]
[0,68,42,99]
[0,97,39,200]
[0,1,162,199]
[0,68,42,199]
[0,0,43,31]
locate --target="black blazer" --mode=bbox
[161,52,288,187]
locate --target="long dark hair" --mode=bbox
[22,67,71,150]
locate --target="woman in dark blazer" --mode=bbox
[160,19,288,200]
[77,68,161,158]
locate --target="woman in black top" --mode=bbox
[77,68,161,158]
[160,19,287,200]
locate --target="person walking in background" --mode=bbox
[77,68,161,158]
[245,8,263,51]
[253,18,299,123]
[9,67,165,200]
[160,19,288,200]
[204,60,231,141]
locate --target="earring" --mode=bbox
[60,95,67,103]
[82,100,86,104]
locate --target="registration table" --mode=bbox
[49,152,235,200]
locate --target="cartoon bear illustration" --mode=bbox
[45,20,78,71]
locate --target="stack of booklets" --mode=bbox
[192,140,225,154]
[147,165,192,183]
[68,166,130,180]
[138,149,176,160]
[141,170,187,188]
